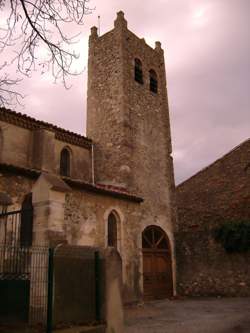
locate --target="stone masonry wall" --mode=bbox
[0,120,92,182]
[176,139,250,296]
[122,22,176,236]
[64,189,143,303]
[54,140,91,181]
[0,171,35,209]
[0,169,144,303]
[0,121,33,169]
[87,24,127,187]
[87,12,177,294]
[177,139,250,221]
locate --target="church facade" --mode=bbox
[0,12,176,303]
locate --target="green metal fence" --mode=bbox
[0,244,49,329]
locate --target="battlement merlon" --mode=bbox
[90,26,98,38]
[114,10,128,29]
[89,12,164,55]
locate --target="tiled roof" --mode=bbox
[0,163,143,203]
[63,178,143,203]
[0,107,92,149]
[96,183,130,194]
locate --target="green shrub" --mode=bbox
[214,220,250,253]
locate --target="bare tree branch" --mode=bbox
[0,62,24,107]
[0,0,93,106]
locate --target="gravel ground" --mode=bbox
[124,297,250,333]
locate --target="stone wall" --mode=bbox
[53,246,124,333]
[87,12,177,295]
[53,246,104,325]
[87,12,174,193]
[0,168,143,303]
[0,170,35,210]
[0,121,32,169]
[0,115,92,183]
[64,188,143,303]
[54,140,91,181]
[176,139,250,296]
[177,139,250,221]
[87,24,127,187]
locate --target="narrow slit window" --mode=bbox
[60,148,70,177]
[108,212,118,248]
[134,58,143,84]
[149,69,158,93]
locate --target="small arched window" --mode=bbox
[108,212,118,248]
[60,148,70,177]
[134,58,143,84]
[149,69,158,93]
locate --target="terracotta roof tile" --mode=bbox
[96,183,131,195]
[63,178,143,203]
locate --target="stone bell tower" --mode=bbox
[87,11,176,298]
[87,10,174,194]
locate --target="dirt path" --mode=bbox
[124,298,250,333]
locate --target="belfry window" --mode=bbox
[149,69,158,93]
[108,212,118,248]
[134,58,143,84]
[60,148,70,177]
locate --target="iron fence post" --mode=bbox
[94,250,101,322]
[46,247,54,333]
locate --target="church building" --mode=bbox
[0,12,176,303]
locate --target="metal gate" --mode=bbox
[0,208,49,328]
[0,208,33,247]
[0,209,104,332]
[0,245,49,325]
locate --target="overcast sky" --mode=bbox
[1,0,250,184]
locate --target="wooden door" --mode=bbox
[142,226,173,300]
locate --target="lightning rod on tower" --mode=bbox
[98,15,101,36]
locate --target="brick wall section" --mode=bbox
[176,139,250,296]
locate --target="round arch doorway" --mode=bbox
[142,225,173,300]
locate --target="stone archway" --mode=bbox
[142,225,173,300]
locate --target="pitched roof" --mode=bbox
[42,173,71,192]
[177,138,250,188]
[0,107,92,149]
[0,163,143,203]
